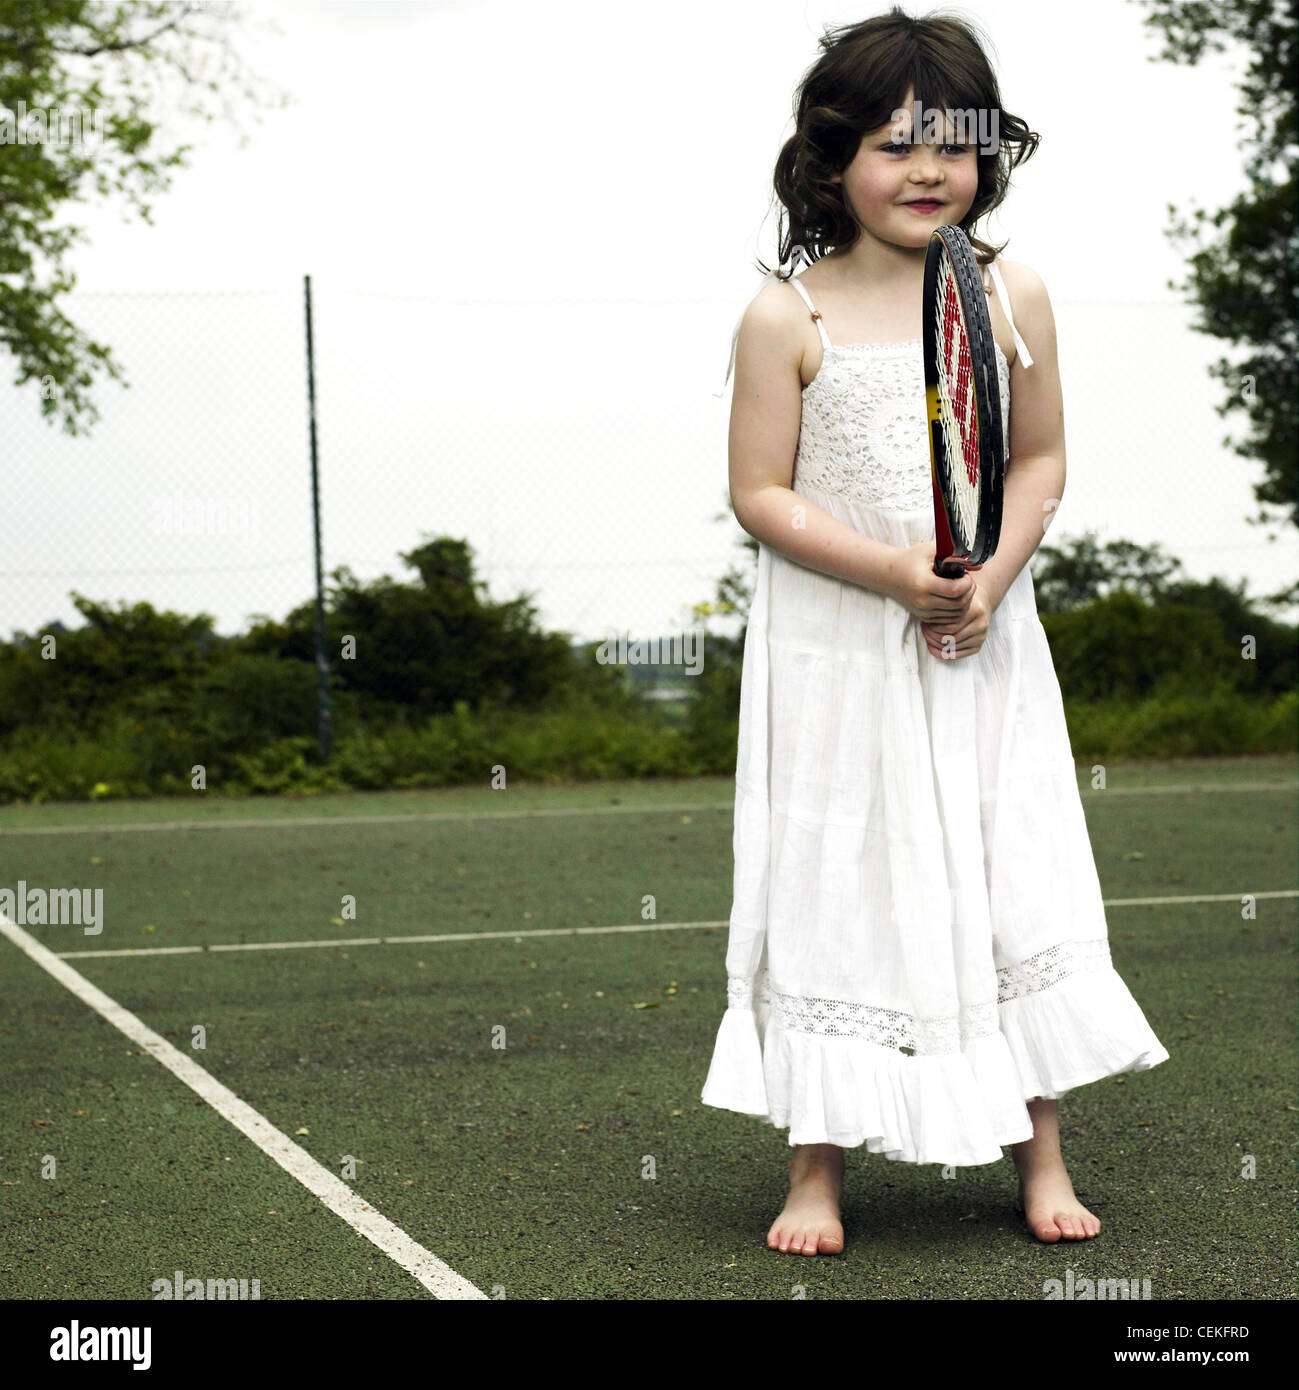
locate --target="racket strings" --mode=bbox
[933,260,982,552]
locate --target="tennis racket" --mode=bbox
[921,225,1005,579]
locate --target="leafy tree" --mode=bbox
[0,0,285,432]
[1030,531,1185,612]
[240,536,585,721]
[1136,0,1297,525]
[1045,590,1240,701]
[0,593,223,735]
[1159,572,1298,693]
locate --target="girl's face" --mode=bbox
[833,93,981,249]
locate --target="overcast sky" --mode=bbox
[6,0,1293,644]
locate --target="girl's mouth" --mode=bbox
[903,200,943,214]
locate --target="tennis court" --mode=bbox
[1,755,1295,1300]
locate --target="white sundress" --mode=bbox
[701,255,1169,1166]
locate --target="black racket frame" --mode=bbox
[922,225,1006,579]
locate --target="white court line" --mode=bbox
[52,894,1299,960]
[0,911,487,1301]
[0,801,734,837]
[59,919,725,959]
[0,780,1294,838]
[1104,889,1299,907]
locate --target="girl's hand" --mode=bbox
[921,581,992,661]
[886,539,977,625]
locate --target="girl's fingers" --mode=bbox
[925,630,987,659]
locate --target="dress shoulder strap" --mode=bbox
[787,276,833,352]
[715,245,817,396]
[983,259,1034,368]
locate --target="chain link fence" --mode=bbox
[4,286,1294,657]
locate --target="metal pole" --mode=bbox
[304,273,332,760]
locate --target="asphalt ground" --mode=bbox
[0,755,1294,1303]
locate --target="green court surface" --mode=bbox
[1,755,1295,1301]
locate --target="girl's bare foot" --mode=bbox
[767,1142,845,1256]
[1011,1097,1101,1243]
[1015,1162,1101,1241]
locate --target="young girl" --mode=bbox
[702,7,1169,1253]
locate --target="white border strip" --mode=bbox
[0,911,487,1301]
[0,781,1293,838]
[52,894,1299,961]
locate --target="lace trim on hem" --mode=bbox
[726,972,995,1054]
[724,937,1114,1053]
[996,936,1111,1002]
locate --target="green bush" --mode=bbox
[1043,592,1246,702]
[226,736,348,796]
[1063,687,1297,761]
[0,683,1293,806]
[189,655,320,751]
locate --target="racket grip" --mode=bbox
[932,558,966,579]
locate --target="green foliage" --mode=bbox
[239,538,581,721]
[188,654,320,750]
[0,518,1292,804]
[1064,688,1297,761]
[1030,532,1183,613]
[679,632,744,773]
[0,593,223,737]
[0,684,1292,805]
[0,1,286,433]
[1045,591,1236,702]
[227,736,346,797]
[1136,0,1297,524]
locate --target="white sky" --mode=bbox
[6,0,1294,644]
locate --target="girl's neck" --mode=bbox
[825,236,928,294]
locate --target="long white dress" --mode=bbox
[701,259,1169,1166]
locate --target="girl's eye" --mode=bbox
[880,142,971,156]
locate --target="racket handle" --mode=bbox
[932,558,966,579]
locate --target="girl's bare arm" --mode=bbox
[975,261,1067,612]
[727,284,904,600]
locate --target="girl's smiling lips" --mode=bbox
[902,199,944,213]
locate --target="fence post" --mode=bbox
[304,273,332,760]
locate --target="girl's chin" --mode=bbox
[864,227,944,249]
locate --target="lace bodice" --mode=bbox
[794,338,1011,511]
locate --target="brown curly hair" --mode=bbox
[760,6,1039,276]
